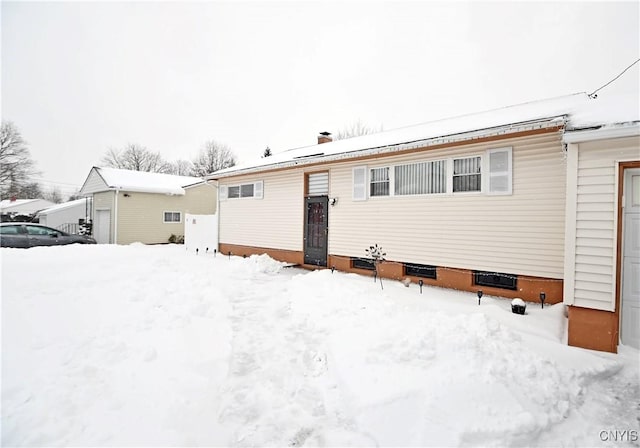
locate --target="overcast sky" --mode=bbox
[2,1,639,196]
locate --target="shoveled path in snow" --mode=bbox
[217,268,373,446]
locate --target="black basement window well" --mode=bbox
[474,271,518,290]
[404,263,437,279]
[352,258,375,270]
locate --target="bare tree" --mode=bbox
[43,187,63,204]
[0,121,40,198]
[262,146,272,157]
[191,140,236,176]
[165,159,194,176]
[67,190,83,201]
[101,144,171,173]
[334,119,383,140]
[16,182,43,200]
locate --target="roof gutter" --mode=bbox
[563,122,640,144]
[209,116,566,179]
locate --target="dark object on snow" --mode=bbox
[511,299,527,315]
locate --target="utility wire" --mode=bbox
[588,58,640,98]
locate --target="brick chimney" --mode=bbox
[318,131,332,144]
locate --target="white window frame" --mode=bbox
[452,155,483,194]
[221,181,263,200]
[351,147,513,200]
[163,211,182,223]
[369,166,391,197]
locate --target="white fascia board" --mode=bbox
[563,123,640,143]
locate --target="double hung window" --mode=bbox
[453,156,481,192]
[370,167,390,197]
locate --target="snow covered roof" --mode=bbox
[35,198,92,216]
[81,167,206,195]
[210,92,639,179]
[0,198,56,214]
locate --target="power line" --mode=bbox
[31,178,81,188]
[588,58,640,99]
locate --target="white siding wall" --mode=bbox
[80,169,108,194]
[328,132,566,278]
[219,169,304,251]
[564,135,640,311]
[39,202,90,230]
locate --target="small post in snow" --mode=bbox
[540,292,546,309]
[196,248,199,255]
[214,248,217,257]
[419,279,423,294]
[477,290,483,305]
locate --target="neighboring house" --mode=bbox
[0,198,55,217]
[209,92,639,353]
[79,167,216,245]
[35,198,92,233]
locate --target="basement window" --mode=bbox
[351,257,375,270]
[473,270,517,290]
[404,263,437,279]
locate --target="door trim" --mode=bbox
[616,161,640,345]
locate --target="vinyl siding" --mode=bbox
[81,169,108,194]
[328,132,566,278]
[565,135,640,311]
[219,170,304,251]
[116,184,216,245]
[218,131,566,278]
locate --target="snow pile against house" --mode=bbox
[2,245,637,447]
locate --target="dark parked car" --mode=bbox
[0,223,97,248]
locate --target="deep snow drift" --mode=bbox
[1,244,638,446]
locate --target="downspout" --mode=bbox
[113,188,119,244]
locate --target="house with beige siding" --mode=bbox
[209,93,639,353]
[562,117,640,352]
[79,167,216,245]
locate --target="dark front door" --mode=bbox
[304,196,328,266]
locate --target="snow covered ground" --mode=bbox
[1,244,638,447]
